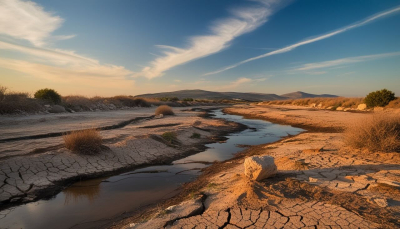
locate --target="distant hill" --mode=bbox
[281,91,338,100]
[135,89,337,101]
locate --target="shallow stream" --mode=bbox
[0,109,303,229]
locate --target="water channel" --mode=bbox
[0,109,303,229]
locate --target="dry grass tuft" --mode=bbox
[155,105,174,115]
[386,98,400,109]
[345,114,400,152]
[63,129,103,155]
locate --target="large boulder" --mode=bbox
[357,103,367,110]
[244,156,277,181]
[49,105,66,113]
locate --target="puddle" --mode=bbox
[0,109,303,229]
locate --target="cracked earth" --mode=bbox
[125,105,400,229]
[0,106,240,208]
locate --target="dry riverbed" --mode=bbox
[119,104,400,229]
[0,106,244,211]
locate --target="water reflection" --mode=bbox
[63,178,104,205]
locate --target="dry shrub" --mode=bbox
[267,97,364,109]
[386,98,400,109]
[63,95,92,109]
[63,129,103,155]
[0,90,43,114]
[345,114,400,152]
[111,96,150,107]
[0,85,6,101]
[155,105,174,115]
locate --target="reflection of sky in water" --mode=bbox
[0,109,303,229]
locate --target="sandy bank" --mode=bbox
[121,105,400,229]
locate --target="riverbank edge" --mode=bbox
[107,107,311,229]
[0,107,247,211]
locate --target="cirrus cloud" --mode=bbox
[136,0,288,79]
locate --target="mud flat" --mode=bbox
[120,104,400,229]
[0,106,246,210]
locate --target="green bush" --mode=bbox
[169,97,179,102]
[34,88,61,104]
[364,89,395,108]
[159,97,179,102]
[190,133,201,139]
[183,98,194,101]
[161,132,177,143]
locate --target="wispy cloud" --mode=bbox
[136,0,286,79]
[0,57,134,89]
[0,0,135,91]
[0,0,74,46]
[204,5,400,76]
[0,41,135,86]
[220,77,253,90]
[294,52,400,71]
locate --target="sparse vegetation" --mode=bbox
[190,133,201,139]
[161,131,177,144]
[345,114,400,152]
[34,88,62,104]
[183,98,194,101]
[364,89,395,108]
[207,182,218,189]
[0,85,6,101]
[155,105,174,115]
[159,97,179,102]
[263,97,364,109]
[0,86,44,114]
[63,129,103,155]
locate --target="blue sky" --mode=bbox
[0,0,399,97]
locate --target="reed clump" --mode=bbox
[63,129,103,155]
[345,114,400,152]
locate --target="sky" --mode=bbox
[0,0,400,97]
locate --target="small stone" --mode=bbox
[309,177,319,182]
[374,198,388,207]
[244,156,277,181]
[336,107,344,111]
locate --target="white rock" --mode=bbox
[374,198,388,207]
[357,103,367,110]
[155,114,163,119]
[336,107,344,111]
[244,156,277,181]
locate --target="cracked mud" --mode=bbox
[0,107,241,209]
[124,105,400,229]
